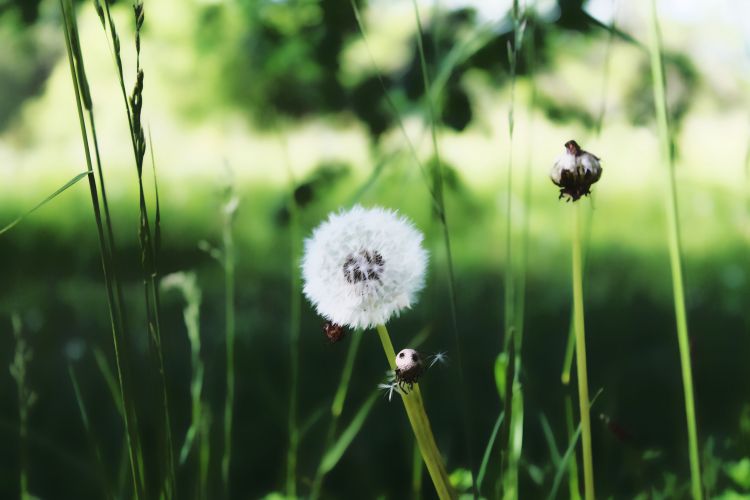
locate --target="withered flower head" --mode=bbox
[550,140,602,201]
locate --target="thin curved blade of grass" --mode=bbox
[0,171,90,235]
[476,411,504,492]
[319,392,378,475]
[93,347,124,418]
[68,363,113,500]
[547,389,603,500]
[540,413,561,467]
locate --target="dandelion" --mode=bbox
[303,205,455,499]
[301,205,428,330]
[550,140,603,201]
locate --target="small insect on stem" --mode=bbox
[394,348,424,393]
[322,321,347,343]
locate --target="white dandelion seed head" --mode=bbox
[302,205,428,330]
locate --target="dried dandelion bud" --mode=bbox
[550,140,602,201]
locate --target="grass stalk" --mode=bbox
[59,2,144,495]
[161,272,207,496]
[10,314,35,500]
[647,2,702,498]
[278,129,302,498]
[68,362,113,500]
[572,203,594,500]
[221,185,238,497]
[564,395,582,500]
[375,324,456,500]
[310,332,364,500]
[500,4,527,498]
[410,3,477,494]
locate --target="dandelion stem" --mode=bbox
[572,203,594,500]
[375,324,456,500]
[648,2,702,498]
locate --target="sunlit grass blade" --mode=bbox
[0,171,90,235]
[647,2,702,498]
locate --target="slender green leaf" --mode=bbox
[0,171,90,235]
[477,411,504,492]
[319,392,378,474]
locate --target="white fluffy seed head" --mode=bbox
[395,348,422,372]
[301,205,428,330]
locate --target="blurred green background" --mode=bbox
[1,0,749,498]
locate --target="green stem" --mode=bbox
[564,395,581,500]
[375,324,456,500]
[572,203,594,500]
[222,206,236,497]
[648,2,702,498]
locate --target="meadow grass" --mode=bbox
[10,314,34,500]
[281,133,302,498]
[500,3,528,498]
[220,182,238,497]
[59,1,145,495]
[309,331,364,500]
[410,1,477,494]
[648,2,702,498]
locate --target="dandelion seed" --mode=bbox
[301,205,428,330]
[378,382,399,402]
[428,351,448,368]
[550,140,602,201]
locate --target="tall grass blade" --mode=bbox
[319,392,379,474]
[68,363,113,500]
[647,2,702,498]
[59,1,144,495]
[564,396,581,500]
[548,389,602,500]
[477,411,504,493]
[0,171,90,235]
[410,2,477,494]
[221,181,238,496]
[10,314,36,500]
[310,331,363,500]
